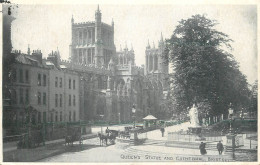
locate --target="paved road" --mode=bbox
[38,122,257,162]
[39,122,231,162]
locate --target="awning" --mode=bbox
[143,115,157,120]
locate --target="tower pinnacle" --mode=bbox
[160,32,163,42]
[146,39,151,49]
[71,15,74,23]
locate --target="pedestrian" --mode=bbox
[105,127,110,136]
[199,142,207,155]
[160,127,165,137]
[217,141,224,155]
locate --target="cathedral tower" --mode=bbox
[69,5,115,68]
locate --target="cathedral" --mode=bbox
[3,6,170,130]
[66,5,170,122]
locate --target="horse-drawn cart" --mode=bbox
[97,130,118,146]
[64,126,83,146]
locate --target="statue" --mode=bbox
[188,104,200,127]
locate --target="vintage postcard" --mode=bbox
[1,0,259,164]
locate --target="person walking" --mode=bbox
[199,142,207,155]
[217,141,224,155]
[160,127,165,137]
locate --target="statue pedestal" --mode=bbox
[188,127,202,134]
[188,126,205,141]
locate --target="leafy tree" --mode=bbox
[163,14,250,118]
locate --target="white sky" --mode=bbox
[10,4,257,84]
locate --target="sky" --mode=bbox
[9,4,257,84]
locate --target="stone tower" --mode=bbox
[69,5,115,68]
[145,33,169,90]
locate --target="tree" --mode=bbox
[163,14,250,117]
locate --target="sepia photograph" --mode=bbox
[2,1,258,163]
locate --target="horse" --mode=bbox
[64,135,73,146]
[98,132,108,146]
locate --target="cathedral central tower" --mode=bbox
[69,5,116,68]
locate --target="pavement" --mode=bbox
[3,122,257,162]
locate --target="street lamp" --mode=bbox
[100,114,104,133]
[132,105,136,128]
[226,103,236,160]
[118,112,120,125]
[228,106,234,133]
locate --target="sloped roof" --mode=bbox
[143,115,157,120]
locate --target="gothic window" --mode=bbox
[154,56,158,70]
[83,49,87,64]
[149,56,153,71]
[79,50,82,63]
[83,30,87,45]
[88,49,91,63]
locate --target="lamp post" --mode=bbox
[228,106,234,133]
[226,103,236,160]
[118,112,120,125]
[132,105,136,128]
[100,114,104,133]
